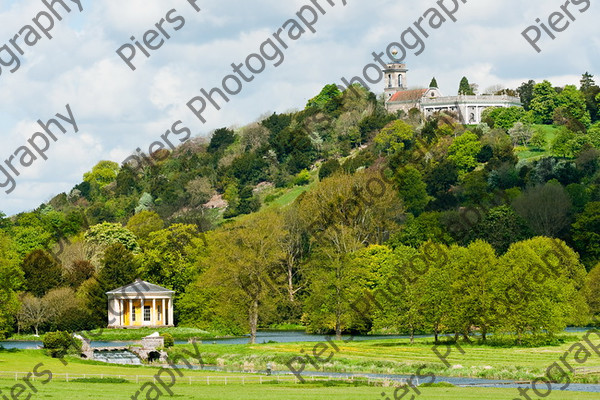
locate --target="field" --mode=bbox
[2,334,600,399]
[516,124,559,160]
[1,379,599,400]
[169,332,600,382]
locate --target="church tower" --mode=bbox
[383,62,408,101]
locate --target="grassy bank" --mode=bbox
[168,332,600,383]
[0,378,597,400]
[5,327,233,342]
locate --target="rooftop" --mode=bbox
[106,279,174,295]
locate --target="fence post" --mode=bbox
[15,372,17,381]
[66,373,69,382]
[225,377,227,385]
[189,377,191,385]
[260,376,262,384]
[207,376,209,385]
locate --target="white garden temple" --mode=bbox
[106,279,174,328]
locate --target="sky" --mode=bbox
[0,0,597,215]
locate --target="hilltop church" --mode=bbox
[383,63,522,124]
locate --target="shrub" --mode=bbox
[43,331,82,358]
[162,333,174,348]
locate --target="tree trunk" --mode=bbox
[287,263,295,303]
[410,326,414,344]
[249,299,259,344]
[335,319,342,340]
[434,328,439,343]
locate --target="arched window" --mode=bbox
[398,75,402,87]
[388,74,392,88]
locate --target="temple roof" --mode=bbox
[106,279,174,295]
[388,88,428,102]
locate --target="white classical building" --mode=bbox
[384,63,522,124]
[106,279,174,328]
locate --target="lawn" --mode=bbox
[0,378,597,400]
[516,124,559,161]
[6,326,228,342]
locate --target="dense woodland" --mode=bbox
[2,73,600,344]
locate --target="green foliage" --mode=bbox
[21,250,62,297]
[0,231,22,337]
[207,127,236,153]
[126,210,164,240]
[448,131,482,173]
[134,192,154,214]
[374,120,414,155]
[293,169,311,186]
[85,222,140,253]
[395,166,430,214]
[572,202,600,267]
[43,331,82,358]
[83,161,120,189]
[482,107,525,130]
[530,81,558,124]
[458,77,474,95]
[517,80,536,111]
[318,159,341,181]
[306,84,342,113]
[429,77,438,88]
[162,332,174,347]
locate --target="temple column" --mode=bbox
[168,299,174,326]
[119,299,123,327]
[152,298,156,326]
[129,299,133,326]
[161,299,166,325]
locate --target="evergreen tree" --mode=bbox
[458,77,474,95]
[429,77,438,88]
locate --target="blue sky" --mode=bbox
[0,0,597,215]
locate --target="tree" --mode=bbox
[529,128,547,149]
[508,122,533,146]
[370,245,425,343]
[395,166,431,214]
[196,211,287,343]
[83,160,120,189]
[551,128,577,158]
[571,202,600,267]
[207,127,236,153]
[517,80,536,111]
[43,331,82,358]
[21,250,62,297]
[185,178,215,207]
[298,170,404,338]
[495,238,587,343]
[374,120,414,156]
[17,294,49,335]
[585,263,600,315]
[99,243,137,289]
[458,77,474,95]
[0,231,22,337]
[555,85,591,129]
[306,84,342,112]
[65,260,95,288]
[530,81,558,124]
[318,159,341,180]
[138,224,207,297]
[513,182,572,237]
[126,211,164,241]
[467,206,531,254]
[448,241,499,341]
[429,77,438,88]
[44,287,88,332]
[448,131,482,173]
[84,222,140,253]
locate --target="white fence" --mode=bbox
[0,371,418,386]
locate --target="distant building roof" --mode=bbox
[106,279,174,295]
[388,89,428,103]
